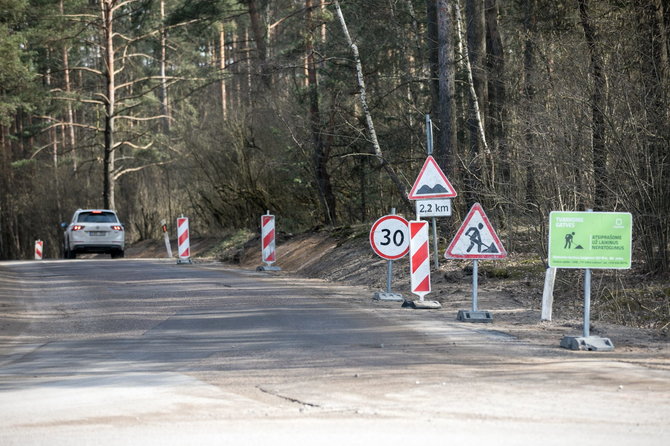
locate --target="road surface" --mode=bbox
[0,259,668,445]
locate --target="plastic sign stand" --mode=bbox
[257,213,281,272]
[373,292,404,302]
[560,335,614,351]
[404,220,441,309]
[457,309,492,322]
[445,204,506,322]
[370,214,409,302]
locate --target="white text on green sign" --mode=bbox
[548,211,632,269]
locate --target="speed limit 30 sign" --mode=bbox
[370,215,410,260]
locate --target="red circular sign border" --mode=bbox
[369,215,410,260]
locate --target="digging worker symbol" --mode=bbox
[466,223,485,253]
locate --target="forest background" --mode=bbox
[0,0,668,284]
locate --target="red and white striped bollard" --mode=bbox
[176,216,192,264]
[34,240,43,260]
[258,211,281,271]
[407,220,440,309]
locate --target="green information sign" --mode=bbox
[548,211,632,269]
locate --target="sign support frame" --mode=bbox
[553,209,621,351]
[446,203,503,322]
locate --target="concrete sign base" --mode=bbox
[402,300,441,309]
[257,265,282,271]
[560,335,614,351]
[177,258,192,265]
[457,310,493,323]
[373,292,404,302]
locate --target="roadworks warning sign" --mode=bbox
[445,203,506,260]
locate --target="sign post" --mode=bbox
[549,210,632,351]
[369,210,409,301]
[445,203,506,322]
[257,211,281,271]
[425,115,438,270]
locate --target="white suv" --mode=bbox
[62,209,125,259]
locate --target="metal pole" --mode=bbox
[584,268,591,337]
[425,115,439,270]
[583,208,593,338]
[426,115,433,155]
[472,260,478,312]
[386,260,393,293]
[431,218,439,269]
[386,207,396,294]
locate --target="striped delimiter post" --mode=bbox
[409,220,431,300]
[34,240,43,260]
[177,216,191,264]
[261,213,276,266]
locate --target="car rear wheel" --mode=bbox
[111,250,124,259]
[63,243,75,259]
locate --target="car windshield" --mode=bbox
[77,211,118,223]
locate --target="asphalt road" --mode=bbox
[0,259,668,445]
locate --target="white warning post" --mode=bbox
[404,220,440,309]
[258,212,281,271]
[176,216,192,264]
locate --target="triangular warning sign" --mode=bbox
[445,203,507,259]
[408,156,457,200]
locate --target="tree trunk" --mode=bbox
[60,0,77,173]
[307,0,336,225]
[426,0,439,120]
[465,0,488,195]
[634,0,670,274]
[485,0,508,191]
[159,0,171,133]
[436,0,456,177]
[333,1,410,209]
[243,0,271,89]
[102,0,116,210]
[218,23,228,121]
[523,0,537,208]
[0,125,8,258]
[578,0,606,210]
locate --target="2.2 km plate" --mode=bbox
[415,198,452,217]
